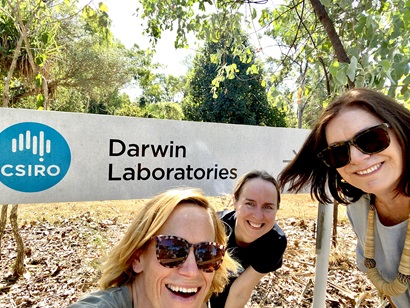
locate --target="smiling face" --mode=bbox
[131,203,216,308]
[325,106,403,197]
[233,177,278,245]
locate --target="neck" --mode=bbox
[234,226,251,247]
[373,194,410,226]
[128,280,143,308]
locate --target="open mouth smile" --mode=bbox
[166,284,199,298]
[356,162,382,175]
[247,221,263,229]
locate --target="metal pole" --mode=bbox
[312,202,333,307]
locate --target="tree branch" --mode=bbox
[308,0,355,88]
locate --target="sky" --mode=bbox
[82,0,194,76]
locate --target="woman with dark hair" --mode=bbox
[210,170,287,307]
[279,88,410,306]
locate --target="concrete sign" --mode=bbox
[0,108,310,204]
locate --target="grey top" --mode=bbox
[68,285,132,307]
[347,194,409,307]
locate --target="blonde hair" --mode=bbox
[99,187,239,299]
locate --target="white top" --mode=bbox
[347,194,410,307]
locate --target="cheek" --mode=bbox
[203,272,215,286]
[336,168,349,180]
[235,207,250,220]
[264,211,277,224]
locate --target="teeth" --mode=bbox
[167,284,198,293]
[249,221,262,228]
[357,163,382,175]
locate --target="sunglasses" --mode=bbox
[317,123,391,168]
[152,235,225,273]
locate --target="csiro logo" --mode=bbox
[0,122,71,193]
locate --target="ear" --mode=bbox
[132,255,144,274]
[232,195,238,209]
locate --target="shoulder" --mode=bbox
[218,209,235,238]
[266,224,287,248]
[347,195,370,227]
[250,224,287,253]
[273,223,286,239]
[266,223,287,244]
[346,195,371,244]
[347,195,370,217]
[218,209,235,221]
[68,286,132,308]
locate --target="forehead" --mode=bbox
[325,106,382,142]
[240,178,278,200]
[158,203,215,241]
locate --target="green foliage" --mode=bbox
[0,0,135,109]
[85,90,132,115]
[136,63,187,104]
[264,1,409,104]
[53,36,135,99]
[142,102,184,120]
[183,33,287,127]
[138,0,410,128]
[51,87,86,113]
[115,103,144,118]
[81,2,113,44]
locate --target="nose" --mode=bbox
[251,206,264,220]
[349,144,370,164]
[178,248,200,276]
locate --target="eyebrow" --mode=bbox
[243,198,276,207]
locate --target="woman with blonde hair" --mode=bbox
[69,187,239,308]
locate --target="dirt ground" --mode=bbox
[0,197,388,307]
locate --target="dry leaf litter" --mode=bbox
[0,210,390,307]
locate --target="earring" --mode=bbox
[341,178,347,183]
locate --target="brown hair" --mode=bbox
[279,88,410,204]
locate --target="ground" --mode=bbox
[0,196,390,307]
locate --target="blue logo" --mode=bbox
[0,122,71,193]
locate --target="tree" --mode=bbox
[137,0,410,127]
[183,32,287,127]
[1,1,161,114]
[0,0,114,109]
[115,102,144,117]
[143,102,184,120]
[0,0,138,279]
[49,37,138,111]
[136,70,187,104]
[1,0,62,108]
[260,0,410,127]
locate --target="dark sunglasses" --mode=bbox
[317,123,391,168]
[152,235,225,273]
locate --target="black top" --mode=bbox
[209,210,287,307]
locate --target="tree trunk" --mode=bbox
[42,75,50,110]
[10,204,25,276]
[0,204,8,259]
[308,0,355,89]
[2,35,24,107]
[3,0,37,107]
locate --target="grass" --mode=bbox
[10,193,349,225]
